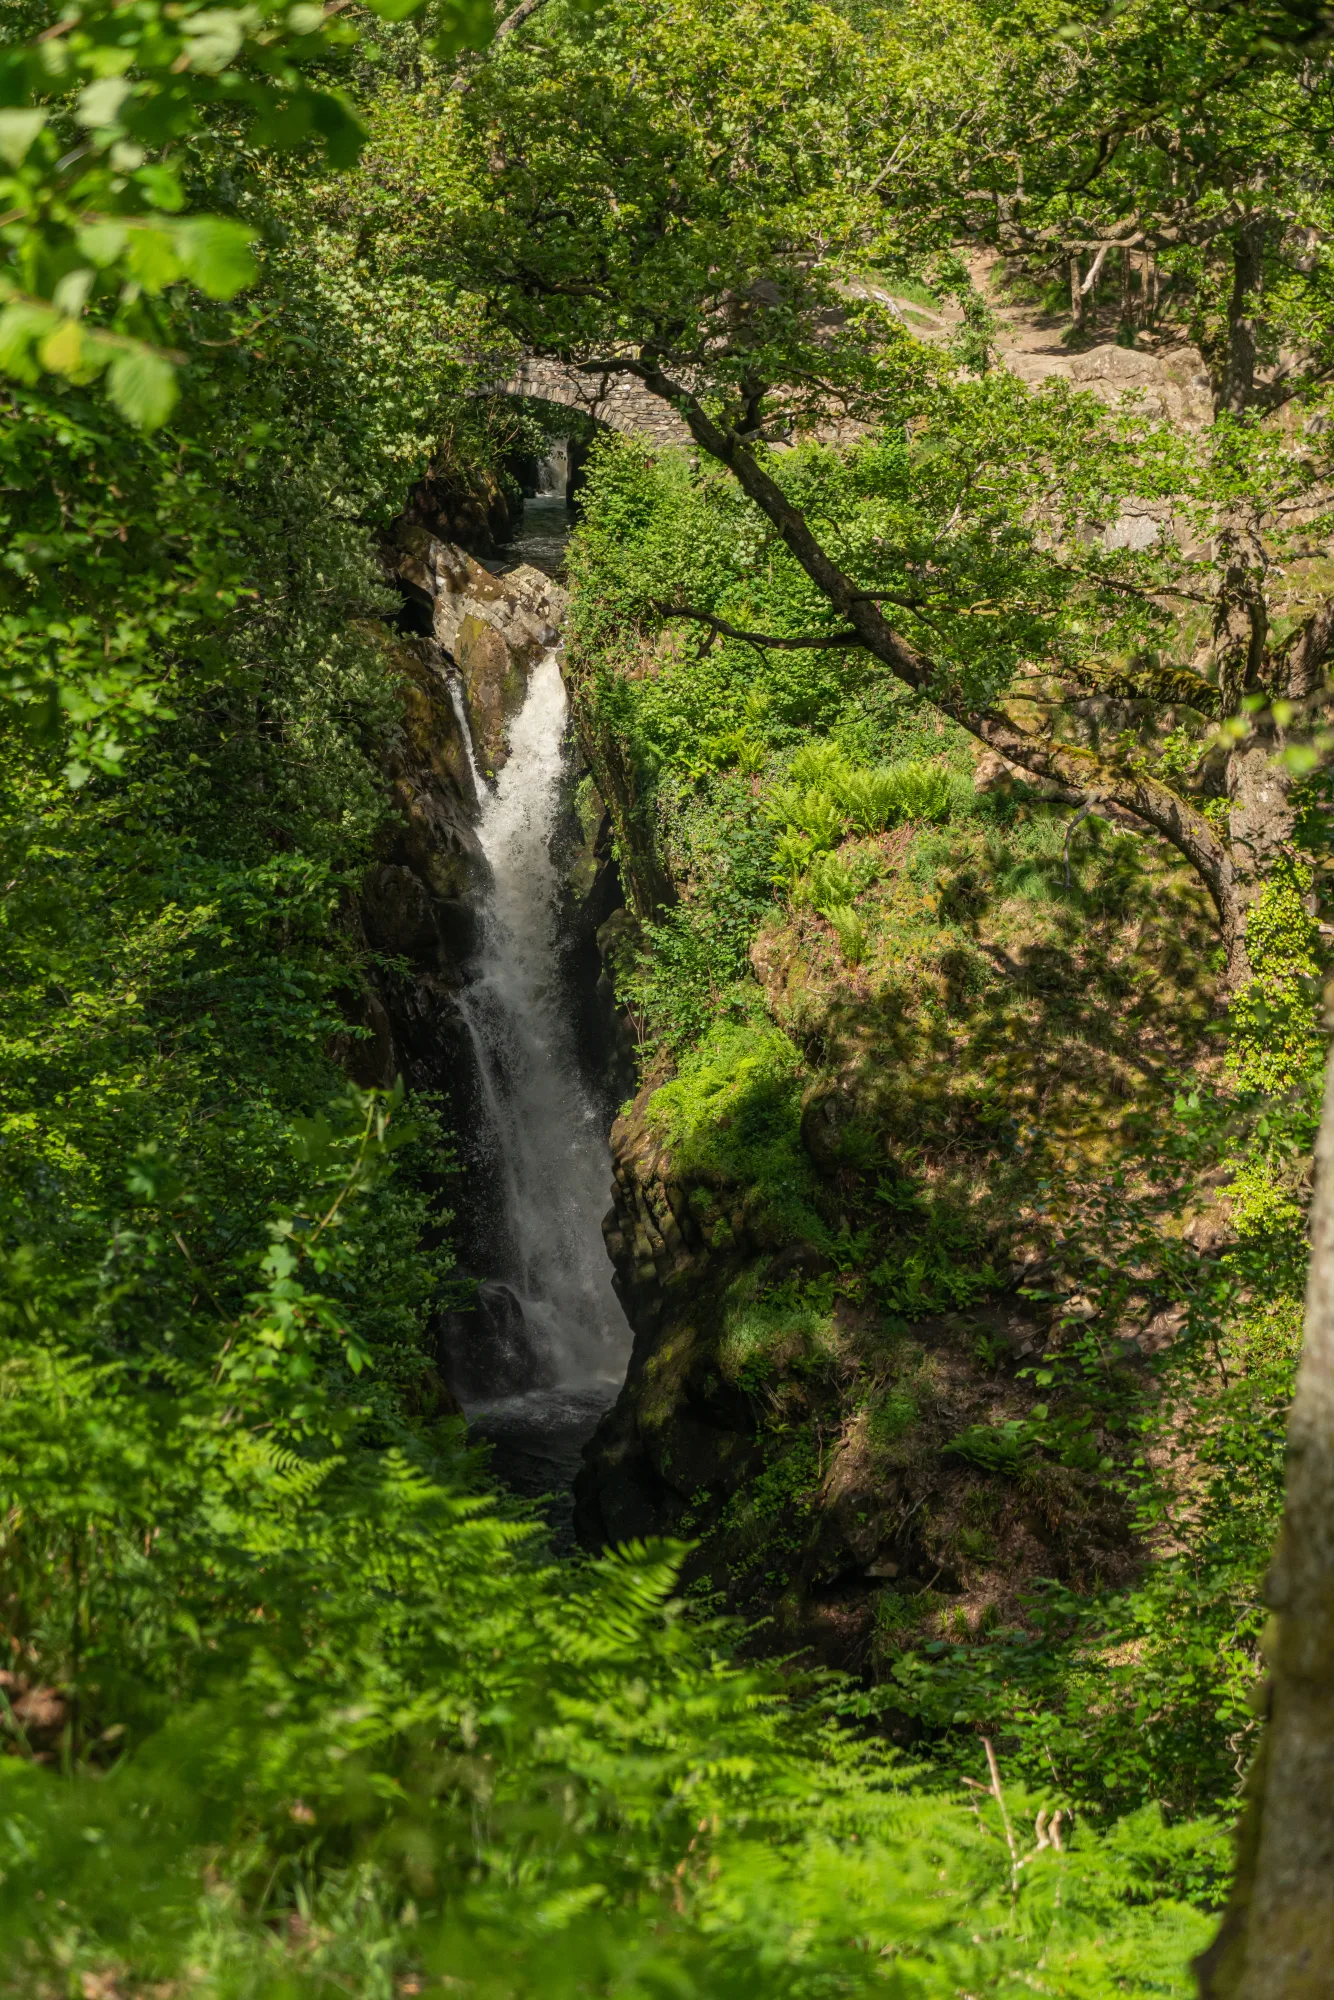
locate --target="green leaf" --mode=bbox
[38,317,86,376]
[173,217,258,300]
[308,91,368,170]
[0,107,44,167]
[0,300,53,381]
[179,9,250,74]
[124,223,184,294]
[75,77,133,129]
[249,98,313,151]
[51,269,94,317]
[133,165,186,213]
[423,0,496,52]
[106,346,178,430]
[76,222,129,266]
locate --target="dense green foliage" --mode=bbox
[2,0,1333,1990]
[560,414,1325,1842]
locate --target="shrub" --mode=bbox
[792,848,881,913]
[648,1021,830,1245]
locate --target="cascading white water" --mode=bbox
[534,440,569,498]
[453,651,631,1406]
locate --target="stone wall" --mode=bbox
[494,357,693,448]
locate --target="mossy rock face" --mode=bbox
[390,529,568,772]
[799,1082,881,1179]
[458,613,528,773]
[376,633,487,905]
[579,1023,1145,1668]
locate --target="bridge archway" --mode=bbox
[495,358,692,451]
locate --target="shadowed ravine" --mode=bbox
[450,643,632,1543]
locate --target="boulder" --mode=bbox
[1002,341,1214,430]
[392,527,569,772]
[441,1281,559,1401]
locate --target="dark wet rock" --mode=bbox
[443,1282,557,1401]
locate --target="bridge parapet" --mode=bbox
[497,357,692,446]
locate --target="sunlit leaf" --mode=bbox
[173,216,259,300]
[38,317,86,376]
[0,107,44,167]
[106,345,178,430]
[76,221,129,266]
[0,300,52,381]
[133,165,186,213]
[124,223,184,294]
[51,269,95,317]
[75,76,133,128]
[180,8,250,74]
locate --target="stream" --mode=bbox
[492,494,574,581]
[449,479,632,1542]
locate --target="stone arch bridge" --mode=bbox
[495,356,692,447]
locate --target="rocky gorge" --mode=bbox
[354,475,1223,1675]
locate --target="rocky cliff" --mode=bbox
[339,527,629,1391]
[339,526,569,1100]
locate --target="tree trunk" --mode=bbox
[1228,723,1300,891]
[1195,1024,1334,1999]
[1120,244,1133,332]
[1219,224,1265,416]
[1069,255,1085,333]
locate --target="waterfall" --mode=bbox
[452,652,631,1410]
[534,440,569,498]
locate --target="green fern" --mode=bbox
[770,828,815,888]
[837,760,953,830]
[787,740,849,789]
[837,765,904,833]
[767,784,846,849]
[794,849,881,912]
[827,905,866,966]
[943,1419,1035,1474]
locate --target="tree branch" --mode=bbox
[1070,660,1224,718]
[653,605,860,650]
[561,345,1247,976]
[493,0,550,42]
[452,0,552,94]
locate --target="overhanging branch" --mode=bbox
[541,342,1243,961]
[654,604,860,650]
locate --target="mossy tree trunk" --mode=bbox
[1196,1031,1334,1998]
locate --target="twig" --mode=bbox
[308,1098,378,1244]
[982,1736,1019,1892]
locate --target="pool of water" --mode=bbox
[466,1385,615,1552]
[490,494,573,581]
